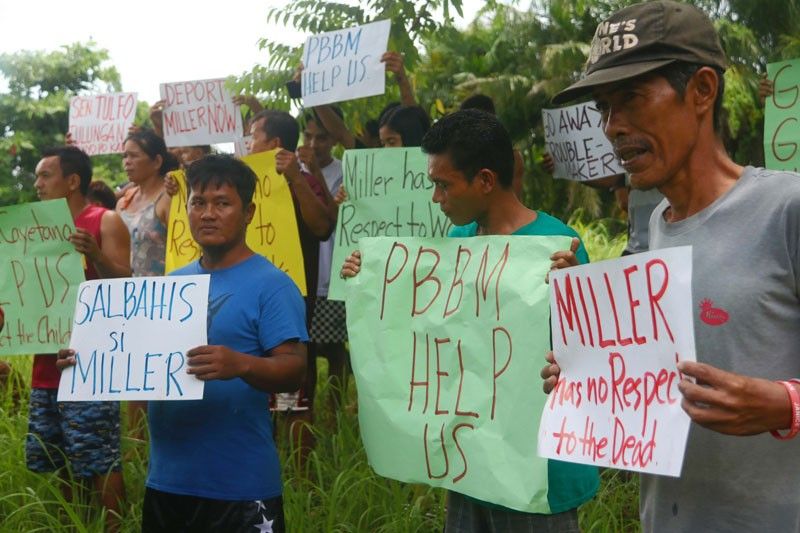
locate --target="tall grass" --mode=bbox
[568,213,629,262]
[0,221,638,532]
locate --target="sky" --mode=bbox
[0,0,485,105]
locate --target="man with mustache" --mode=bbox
[543,1,800,530]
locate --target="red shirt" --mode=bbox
[32,204,106,389]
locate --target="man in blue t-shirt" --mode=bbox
[342,110,598,532]
[146,155,308,531]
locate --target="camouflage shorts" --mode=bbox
[26,388,121,479]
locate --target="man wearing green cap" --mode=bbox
[543,1,800,530]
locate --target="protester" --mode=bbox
[300,111,350,411]
[378,105,430,147]
[541,1,800,530]
[29,145,131,531]
[342,109,599,531]
[248,109,334,464]
[117,129,177,435]
[58,154,307,532]
[117,129,174,277]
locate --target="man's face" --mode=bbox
[187,182,254,251]
[304,119,334,165]
[34,156,73,200]
[593,73,698,191]
[248,118,279,154]
[428,152,484,227]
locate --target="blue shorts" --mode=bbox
[26,388,121,479]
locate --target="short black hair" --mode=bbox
[41,145,93,195]
[377,101,401,125]
[421,109,514,188]
[302,106,343,131]
[460,94,496,115]
[87,180,117,209]
[379,105,431,147]
[252,110,299,151]
[657,62,725,133]
[124,129,173,175]
[364,119,380,139]
[186,154,257,207]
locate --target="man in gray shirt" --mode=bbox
[544,1,800,531]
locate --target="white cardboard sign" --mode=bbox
[68,92,138,155]
[538,247,696,476]
[542,102,624,181]
[159,78,243,147]
[58,275,209,401]
[301,19,391,107]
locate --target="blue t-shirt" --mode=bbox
[147,254,308,501]
[450,212,599,514]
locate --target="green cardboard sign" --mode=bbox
[326,148,452,300]
[345,235,572,513]
[0,200,85,355]
[765,58,800,172]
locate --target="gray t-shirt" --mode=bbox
[625,188,664,254]
[642,166,800,532]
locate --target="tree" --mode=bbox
[414,0,783,219]
[237,0,789,222]
[0,42,148,207]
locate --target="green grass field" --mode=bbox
[0,220,638,532]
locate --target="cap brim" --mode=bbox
[552,58,678,105]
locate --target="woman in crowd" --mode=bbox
[117,129,176,278]
[116,129,178,435]
[377,105,430,148]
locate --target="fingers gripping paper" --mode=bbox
[345,235,571,513]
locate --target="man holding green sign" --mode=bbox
[342,110,598,530]
[28,145,132,532]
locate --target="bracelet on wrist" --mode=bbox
[770,379,800,440]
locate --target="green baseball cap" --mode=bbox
[553,0,728,104]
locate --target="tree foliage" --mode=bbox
[238,0,798,221]
[0,42,150,207]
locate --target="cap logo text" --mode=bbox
[589,19,639,64]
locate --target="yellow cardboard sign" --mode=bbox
[165,149,307,294]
